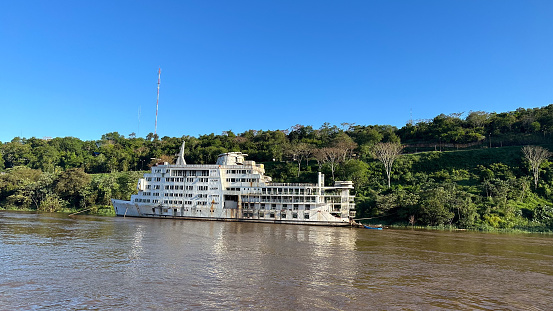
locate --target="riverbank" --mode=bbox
[374,223,553,234]
[0,205,116,217]
[3,205,552,234]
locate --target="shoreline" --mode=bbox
[2,207,552,234]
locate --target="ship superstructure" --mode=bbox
[112,143,356,226]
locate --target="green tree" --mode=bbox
[2,139,34,168]
[55,168,91,207]
[340,159,370,188]
[0,166,42,209]
[419,185,455,226]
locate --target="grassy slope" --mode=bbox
[408,145,528,173]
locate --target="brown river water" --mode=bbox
[1,211,553,310]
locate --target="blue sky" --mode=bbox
[1,0,552,142]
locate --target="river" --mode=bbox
[1,211,552,310]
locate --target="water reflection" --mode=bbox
[2,211,553,310]
[129,224,144,261]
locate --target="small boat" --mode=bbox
[363,225,383,230]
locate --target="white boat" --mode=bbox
[112,142,356,226]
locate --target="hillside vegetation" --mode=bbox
[2,105,553,231]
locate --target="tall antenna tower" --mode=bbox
[154,67,161,136]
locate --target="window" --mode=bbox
[293,213,298,219]
[259,211,264,217]
[305,204,310,210]
[172,170,185,177]
[304,213,309,219]
[281,213,286,219]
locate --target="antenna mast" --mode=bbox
[154,67,161,136]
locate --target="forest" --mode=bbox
[2,105,553,231]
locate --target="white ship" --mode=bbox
[112,143,356,226]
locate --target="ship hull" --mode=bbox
[112,199,352,227]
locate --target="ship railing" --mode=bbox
[268,182,316,187]
[262,192,307,195]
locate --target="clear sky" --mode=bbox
[1,0,552,142]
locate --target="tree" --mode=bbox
[1,139,34,168]
[311,148,323,170]
[331,132,358,161]
[522,145,552,188]
[55,168,91,206]
[321,147,343,181]
[0,166,42,209]
[373,142,403,188]
[287,142,311,177]
[466,111,489,128]
[419,185,455,226]
[340,159,370,188]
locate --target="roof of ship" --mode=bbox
[216,152,248,165]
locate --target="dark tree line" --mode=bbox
[399,106,553,146]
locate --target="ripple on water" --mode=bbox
[2,212,553,310]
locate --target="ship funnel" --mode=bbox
[176,141,187,165]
